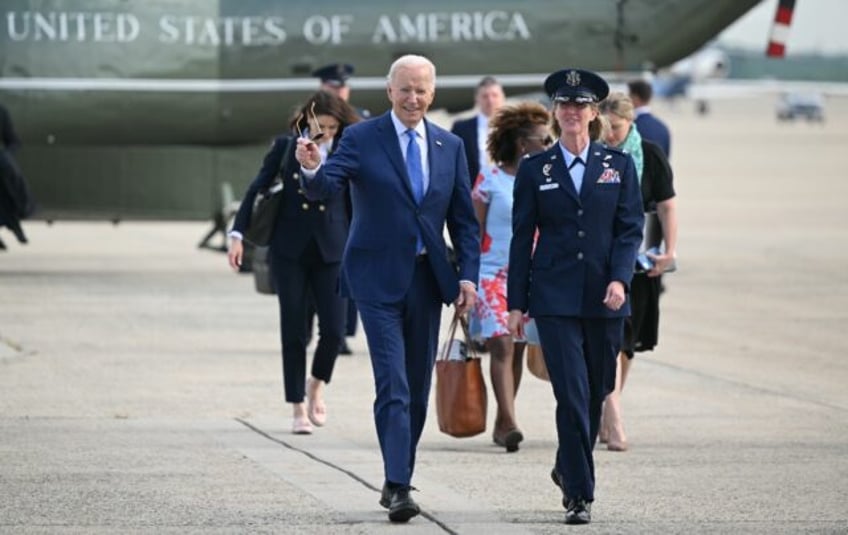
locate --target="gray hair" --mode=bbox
[387,54,436,87]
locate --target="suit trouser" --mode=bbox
[356,259,442,486]
[535,316,623,502]
[272,239,344,403]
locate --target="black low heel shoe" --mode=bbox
[493,429,524,452]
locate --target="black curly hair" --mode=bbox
[486,102,551,166]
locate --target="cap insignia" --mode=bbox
[566,70,581,87]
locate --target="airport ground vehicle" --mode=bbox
[776,92,825,122]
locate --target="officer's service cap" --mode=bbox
[312,63,354,87]
[544,68,609,104]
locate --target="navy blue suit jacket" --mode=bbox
[450,116,480,185]
[634,112,671,157]
[507,142,644,318]
[303,112,480,304]
[233,135,348,262]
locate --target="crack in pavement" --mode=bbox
[235,417,459,534]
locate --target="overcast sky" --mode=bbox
[717,0,847,54]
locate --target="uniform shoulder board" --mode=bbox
[523,150,547,162]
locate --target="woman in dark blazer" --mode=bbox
[507,69,643,525]
[228,91,360,434]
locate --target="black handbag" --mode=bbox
[251,245,275,295]
[243,137,294,247]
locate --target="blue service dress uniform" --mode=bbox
[233,135,348,403]
[507,142,643,503]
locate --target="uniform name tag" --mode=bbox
[539,183,560,191]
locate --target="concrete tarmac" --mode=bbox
[2,96,847,533]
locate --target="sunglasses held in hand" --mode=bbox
[296,102,326,142]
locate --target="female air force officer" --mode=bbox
[507,69,643,525]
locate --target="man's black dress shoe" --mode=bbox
[338,340,353,356]
[550,468,568,508]
[564,498,591,525]
[388,487,420,523]
[379,483,391,509]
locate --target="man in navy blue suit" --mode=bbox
[295,54,480,524]
[450,76,505,186]
[508,68,643,525]
[628,79,671,157]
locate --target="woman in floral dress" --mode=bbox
[470,102,553,452]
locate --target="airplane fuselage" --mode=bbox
[0,0,761,220]
[2,0,760,146]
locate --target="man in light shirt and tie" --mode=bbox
[294,54,480,524]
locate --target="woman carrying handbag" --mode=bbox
[228,91,360,434]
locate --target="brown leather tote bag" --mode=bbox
[435,313,487,438]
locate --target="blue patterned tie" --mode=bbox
[405,129,425,253]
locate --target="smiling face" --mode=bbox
[387,64,435,129]
[554,101,598,140]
